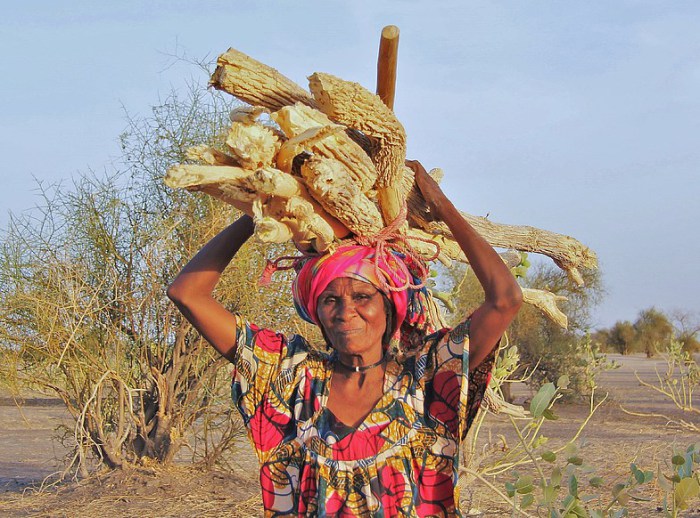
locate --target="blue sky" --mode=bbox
[1,1,698,329]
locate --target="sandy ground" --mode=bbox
[0,354,698,517]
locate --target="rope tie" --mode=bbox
[257,202,441,290]
[344,203,441,293]
[258,254,306,287]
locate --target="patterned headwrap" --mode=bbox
[291,244,439,349]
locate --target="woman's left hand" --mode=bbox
[406,159,445,218]
[406,158,523,370]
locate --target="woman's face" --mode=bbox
[316,277,387,359]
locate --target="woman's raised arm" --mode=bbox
[167,214,255,362]
[407,160,523,370]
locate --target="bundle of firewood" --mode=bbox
[164,29,597,329]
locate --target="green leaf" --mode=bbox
[543,408,559,420]
[505,481,516,498]
[564,442,578,457]
[562,494,575,511]
[530,382,556,418]
[617,489,630,506]
[567,456,584,466]
[672,454,686,466]
[542,484,558,504]
[568,475,578,497]
[589,476,604,488]
[633,466,646,484]
[674,478,700,510]
[515,475,534,494]
[612,483,626,496]
[521,493,535,509]
[551,467,563,487]
[557,375,570,389]
[679,452,694,478]
[643,470,654,484]
[657,465,672,491]
[541,451,557,463]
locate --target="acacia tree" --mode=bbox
[0,83,297,475]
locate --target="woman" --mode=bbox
[167,161,522,516]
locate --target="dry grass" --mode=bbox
[0,466,261,517]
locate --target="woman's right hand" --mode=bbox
[167,214,255,362]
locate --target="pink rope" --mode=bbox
[258,202,441,290]
[346,203,441,293]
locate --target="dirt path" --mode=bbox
[1,354,698,516]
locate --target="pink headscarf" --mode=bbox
[291,244,435,346]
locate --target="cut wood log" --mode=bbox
[271,103,378,192]
[165,164,253,191]
[275,125,344,173]
[225,122,280,170]
[166,163,349,251]
[308,72,406,225]
[210,48,316,111]
[169,40,598,301]
[522,288,569,328]
[301,156,384,237]
[405,182,597,284]
[185,145,239,166]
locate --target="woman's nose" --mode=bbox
[335,299,357,320]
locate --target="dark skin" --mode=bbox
[167,160,522,428]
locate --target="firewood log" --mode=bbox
[165,43,600,329]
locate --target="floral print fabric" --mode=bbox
[230,317,495,517]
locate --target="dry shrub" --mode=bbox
[0,83,300,477]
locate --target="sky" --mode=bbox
[1,1,698,329]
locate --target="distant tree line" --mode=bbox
[592,308,700,356]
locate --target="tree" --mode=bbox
[633,307,674,357]
[607,320,637,355]
[0,83,299,475]
[670,309,700,353]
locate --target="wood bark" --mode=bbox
[301,156,384,237]
[272,104,378,191]
[210,48,315,111]
[225,121,280,170]
[308,72,406,225]
[406,183,596,284]
[521,288,569,329]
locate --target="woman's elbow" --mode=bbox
[493,284,523,316]
[166,279,189,307]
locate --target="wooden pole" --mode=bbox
[376,25,400,110]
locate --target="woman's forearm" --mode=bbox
[408,160,522,369]
[167,214,255,361]
[167,214,255,302]
[436,197,522,310]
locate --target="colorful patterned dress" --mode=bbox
[230,316,495,517]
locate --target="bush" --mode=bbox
[0,83,298,475]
